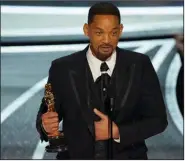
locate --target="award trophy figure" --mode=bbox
[44,83,68,153]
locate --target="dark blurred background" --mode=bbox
[1,0,184,159]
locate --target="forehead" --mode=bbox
[90,15,120,29]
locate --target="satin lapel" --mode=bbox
[68,46,94,137]
[114,47,136,111]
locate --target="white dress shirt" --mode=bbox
[86,46,120,143]
[86,46,116,81]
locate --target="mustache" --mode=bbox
[99,44,113,48]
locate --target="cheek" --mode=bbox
[91,35,102,41]
[112,38,120,45]
[90,37,101,46]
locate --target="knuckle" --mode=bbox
[54,118,58,122]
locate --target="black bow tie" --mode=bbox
[95,62,111,105]
[100,62,109,72]
[95,62,110,86]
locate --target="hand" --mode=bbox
[94,108,119,141]
[41,112,59,135]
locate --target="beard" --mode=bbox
[90,44,114,61]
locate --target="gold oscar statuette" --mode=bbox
[44,83,68,153]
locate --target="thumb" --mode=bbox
[94,108,106,120]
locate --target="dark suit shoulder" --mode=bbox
[51,50,83,66]
[119,48,149,58]
[118,48,150,64]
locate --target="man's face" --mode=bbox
[84,15,123,61]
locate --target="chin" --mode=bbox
[98,52,112,61]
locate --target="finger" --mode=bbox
[42,117,59,124]
[42,116,58,123]
[53,122,59,128]
[42,124,52,133]
[48,122,59,129]
[45,127,58,134]
[51,127,59,132]
[94,121,100,127]
[43,111,57,116]
[93,108,106,120]
[43,112,58,118]
[94,121,101,125]
[48,112,58,118]
[43,121,59,129]
[43,118,59,124]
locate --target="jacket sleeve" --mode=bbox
[36,98,48,142]
[117,55,168,147]
[36,61,63,142]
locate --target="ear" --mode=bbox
[119,24,124,37]
[83,23,89,37]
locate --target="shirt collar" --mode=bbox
[86,46,116,81]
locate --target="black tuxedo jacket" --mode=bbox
[36,46,168,159]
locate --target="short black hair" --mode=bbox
[88,2,121,24]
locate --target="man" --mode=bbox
[175,34,184,116]
[36,2,168,160]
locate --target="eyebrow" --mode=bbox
[94,27,119,31]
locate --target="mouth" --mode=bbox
[100,46,112,52]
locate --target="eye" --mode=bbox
[96,31,102,36]
[112,31,118,36]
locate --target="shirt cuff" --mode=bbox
[114,135,120,143]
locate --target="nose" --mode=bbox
[102,34,111,44]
